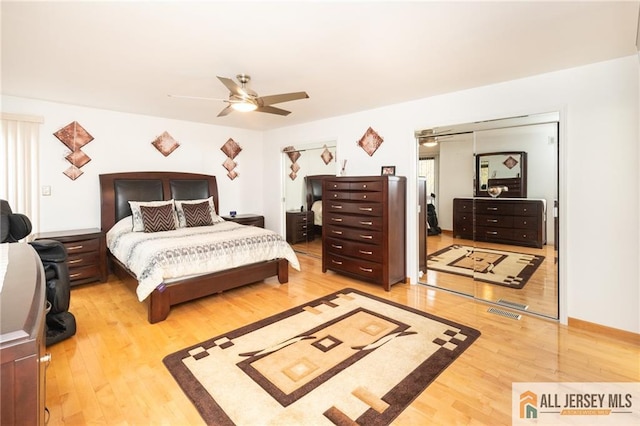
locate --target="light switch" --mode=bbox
[42,185,51,196]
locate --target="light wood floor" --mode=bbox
[45,254,639,425]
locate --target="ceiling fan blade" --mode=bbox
[217,105,234,117]
[217,76,247,97]
[255,105,291,116]
[258,92,309,107]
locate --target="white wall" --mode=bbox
[263,55,640,334]
[1,96,265,231]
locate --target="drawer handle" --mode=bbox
[523,221,527,225]
[487,231,498,235]
[69,273,82,278]
[331,244,343,249]
[359,267,373,273]
[331,218,343,222]
[331,205,342,209]
[359,221,373,225]
[331,230,343,235]
[359,250,373,255]
[359,235,373,239]
[302,217,307,221]
[487,207,498,211]
[332,184,338,188]
[67,245,84,250]
[331,260,343,265]
[332,194,338,198]
[487,219,498,223]
[301,224,307,229]
[68,259,83,264]
[359,207,373,212]
[362,184,368,188]
[362,195,367,199]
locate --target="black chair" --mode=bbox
[1,200,76,346]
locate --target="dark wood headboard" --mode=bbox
[304,174,333,211]
[99,171,219,232]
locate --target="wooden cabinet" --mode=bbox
[33,228,107,286]
[0,243,48,425]
[221,214,265,228]
[322,176,406,291]
[286,211,314,244]
[453,198,546,248]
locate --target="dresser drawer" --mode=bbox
[512,203,540,216]
[63,237,100,255]
[325,214,383,230]
[454,199,474,213]
[475,202,514,215]
[324,253,382,281]
[326,180,383,192]
[510,229,540,244]
[325,225,383,244]
[476,226,514,240]
[325,237,383,262]
[68,251,100,268]
[68,264,102,282]
[476,214,514,228]
[325,201,383,216]
[513,216,538,229]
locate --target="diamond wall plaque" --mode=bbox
[221,138,241,180]
[357,127,384,157]
[53,121,94,180]
[152,131,180,157]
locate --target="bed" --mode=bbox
[304,174,333,233]
[100,171,299,324]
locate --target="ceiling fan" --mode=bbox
[169,74,309,117]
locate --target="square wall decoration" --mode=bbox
[53,120,94,180]
[357,127,383,157]
[152,131,180,157]
[221,138,241,180]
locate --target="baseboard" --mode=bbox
[568,317,640,345]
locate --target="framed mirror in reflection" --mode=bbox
[475,151,527,198]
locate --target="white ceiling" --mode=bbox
[2,1,638,131]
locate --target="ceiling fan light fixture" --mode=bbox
[231,101,257,112]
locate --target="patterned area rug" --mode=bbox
[427,244,544,289]
[163,288,480,425]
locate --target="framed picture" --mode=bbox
[381,166,396,176]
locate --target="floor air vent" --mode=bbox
[497,299,528,310]
[488,307,521,320]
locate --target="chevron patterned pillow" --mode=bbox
[140,203,177,233]
[182,201,214,228]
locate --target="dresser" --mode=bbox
[33,228,107,286]
[322,176,406,291]
[453,198,546,248]
[0,243,48,425]
[286,211,314,244]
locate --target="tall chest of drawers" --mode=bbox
[453,198,546,248]
[322,176,406,291]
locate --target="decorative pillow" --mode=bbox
[139,204,176,233]
[182,201,215,227]
[129,200,176,232]
[175,197,223,228]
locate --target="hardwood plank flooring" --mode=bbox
[45,254,639,425]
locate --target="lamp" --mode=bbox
[420,136,438,148]
[231,100,257,112]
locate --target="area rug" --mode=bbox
[427,244,544,289]
[163,288,480,425]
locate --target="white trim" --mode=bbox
[1,113,44,123]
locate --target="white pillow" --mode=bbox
[128,199,177,232]
[175,197,224,228]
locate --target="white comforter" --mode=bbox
[106,218,300,301]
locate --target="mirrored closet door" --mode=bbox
[282,142,336,257]
[417,112,559,319]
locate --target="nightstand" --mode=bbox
[286,211,314,244]
[221,214,265,228]
[33,228,107,286]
